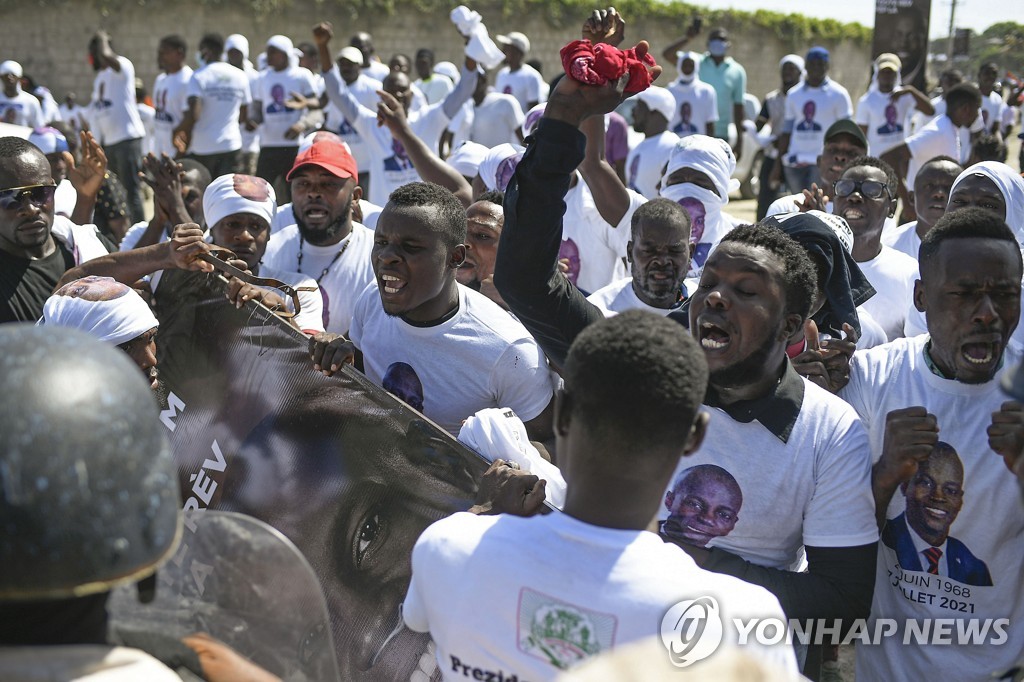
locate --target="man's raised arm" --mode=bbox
[494,8,661,368]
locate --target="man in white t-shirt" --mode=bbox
[319,47,382,193]
[777,46,853,194]
[349,31,391,83]
[87,31,147,223]
[855,53,934,156]
[58,93,88,135]
[495,32,546,111]
[175,33,252,179]
[587,198,691,317]
[833,156,919,341]
[882,156,962,260]
[882,82,982,222]
[309,181,555,438]
[262,132,374,335]
[497,68,878,659]
[224,34,261,175]
[841,208,1024,682]
[403,311,799,680]
[413,49,454,105]
[667,51,717,138]
[0,61,44,129]
[624,86,679,200]
[315,21,478,206]
[977,62,1007,135]
[251,35,319,203]
[447,71,524,149]
[151,35,193,160]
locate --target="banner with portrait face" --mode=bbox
[873,0,932,91]
[153,274,488,681]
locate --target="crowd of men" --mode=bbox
[1,5,1023,682]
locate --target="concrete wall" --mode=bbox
[4,0,873,111]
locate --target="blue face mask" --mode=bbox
[708,40,727,58]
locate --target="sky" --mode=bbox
[692,0,1007,40]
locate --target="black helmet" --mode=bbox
[0,324,181,600]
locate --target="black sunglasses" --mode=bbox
[833,179,892,200]
[0,184,57,210]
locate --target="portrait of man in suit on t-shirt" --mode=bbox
[877,103,903,135]
[661,464,743,548]
[882,442,993,586]
[796,100,821,132]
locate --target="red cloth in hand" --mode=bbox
[559,40,656,95]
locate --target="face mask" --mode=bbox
[708,40,727,58]
[195,52,207,69]
[676,73,695,85]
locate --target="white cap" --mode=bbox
[433,61,460,84]
[631,86,675,124]
[336,46,364,64]
[496,31,530,55]
[0,61,23,78]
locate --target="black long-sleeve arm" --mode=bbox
[702,542,877,624]
[494,118,606,369]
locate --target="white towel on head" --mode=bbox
[447,141,489,179]
[42,276,158,346]
[477,143,524,192]
[663,134,740,197]
[203,174,277,230]
[458,407,567,509]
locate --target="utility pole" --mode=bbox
[946,0,958,63]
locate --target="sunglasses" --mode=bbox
[0,184,57,210]
[833,179,891,200]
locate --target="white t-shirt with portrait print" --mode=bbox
[783,78,854,166]
[625,130,679,200]
[856,245,919,342]
[89,55,146,145]
[186,61,252,155]
[255,66,319,148]
[659,373,879,571]
[152,66,193,159]
[667,79,718,138]
[855,89,917,156]
[841,335,1024,682]
[403,511,800,681]
[561,175,645,295]
[261,221,375,336]
[348,282,554,436]
[0,90,44,128]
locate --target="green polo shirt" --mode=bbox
[699,55,746,139]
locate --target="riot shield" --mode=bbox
[150,272,489,680]
[108,510,340,681]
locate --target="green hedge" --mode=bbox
[26,0,871,43]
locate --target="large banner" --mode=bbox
[153,272,490,681]
[873,0,931,91]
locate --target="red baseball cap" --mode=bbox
[286,131,358,181]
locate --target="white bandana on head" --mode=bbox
[42,276,158,346]
[203,174,277,231]
[477,143,524,192]
[662,134,739,198]
[950,161,1024,246]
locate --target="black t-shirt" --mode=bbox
[0,242,76,323]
